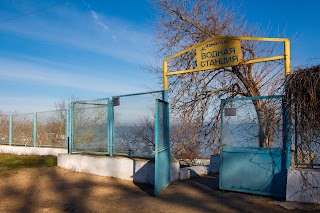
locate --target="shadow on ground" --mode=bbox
[0,167,318,213]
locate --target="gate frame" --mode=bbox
[68,92,165,156]
[111,90,165,157]
[219,95,292,197]
[162,36,291,102]
[67,91,171,195]
[160,36,291,195]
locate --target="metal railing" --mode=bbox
[69,91,164,158]
[1,90,166,156]
[0,109,68,148]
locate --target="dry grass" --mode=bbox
[0,153,56,176]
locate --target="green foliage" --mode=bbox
[0,154,56,174]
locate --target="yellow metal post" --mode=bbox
[163,60,169,102]
[284,39,291,75]
[163,60,168,90]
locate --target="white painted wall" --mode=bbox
[58,154,180,184]
[0,145,67,156]
[286,168,320,204]
[179,165,210,180]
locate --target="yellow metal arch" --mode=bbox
[163,36,290,91]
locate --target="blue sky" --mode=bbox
[0,0,319,113]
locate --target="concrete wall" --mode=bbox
[179,165,210,180]
[0,145,67,156]
[209,154,220,173]
[179,158,210,166]
[286,168,320,204]
[58,154,180,184]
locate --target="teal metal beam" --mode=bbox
[154,100,160,195]
[108,99,114,156]
[282,97,292,169]
[69,103,74,154]
[113,90,164,99]
[164,100,171,181]
[154,99,171,195]
[163,90,168,102]
[65,109,69,148]
[222,95,283,103]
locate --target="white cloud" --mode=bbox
[0,3,160,113]
[90,10,109,31]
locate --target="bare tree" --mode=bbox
[286,65,320,167]
[170,116,207,164]
[37,110,66,147]
[151,0,285,156]
[115,116,155,157]
[0,111,10,144]
[12,113,33,146]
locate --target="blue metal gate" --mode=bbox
[154,99,171,195]
[219,95,291,198]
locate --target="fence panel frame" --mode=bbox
[1,110,69,148]
[112,90,164,157]
[70,98,109,154]
[0,114,10,145]
[219,95,291,198]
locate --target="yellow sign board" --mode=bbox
[196,39,242,70]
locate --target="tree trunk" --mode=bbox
[253,99,275,147]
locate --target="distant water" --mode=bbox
[221,123,283,148]
[73,123,284,157]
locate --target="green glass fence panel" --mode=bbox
[12,113,34,146]
[0,114,10,145]
[113,91,163,157]
[72,99,109,153]
[36,109,67,148]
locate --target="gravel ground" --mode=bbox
[0,166,319,213]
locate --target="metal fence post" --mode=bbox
[33,112,37,147]
[108,99,114,156]
[282,96,292,169]
[69,103,74,154]
[163,90,168,102]
[65,109,69,148]
[9,115,12,145]
[219,99,225,187]
[164,100,171,181]
[154,100,160,194]
[219,99,225,151]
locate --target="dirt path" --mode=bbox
[0,167,317,213]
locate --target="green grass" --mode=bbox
[0,154,57,174]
